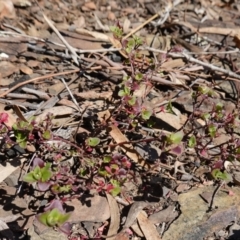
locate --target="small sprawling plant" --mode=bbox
[111,24,154,125]
[1,23,240,238]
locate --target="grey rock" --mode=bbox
[162,186,240,240]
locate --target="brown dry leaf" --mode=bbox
[0,157,24,184]
[20,64,33,75]
[123,202,149,230]
[82,1,96,10]
[73,16,85,29]
[0,61,17,77]
[107,11,116,21]
[155,109,187,130]
[74,90,112,100]
[99,110,151,169]
[233,35,240,48]
[168,72,184,85]
[137,211,161,240]
[134,83,152,99]
[110,124,150,169]
[161,59,185,69]
[149,205,178,224]
[105,193,121,240]
[0,37,27,55]
[49,30,104,50]
[176,183,190,193]
[35,106,75,122]
[67,195,110,223]
[75,28,110,42]
[123,18,131,34]
[12,105,28,122]
[27,60,40,68]
[0,0,15,19]
[145,35,171,51]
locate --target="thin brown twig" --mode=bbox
[145,46,240,82]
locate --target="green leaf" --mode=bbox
[59,185,71,193]
[198,86,209,95]
[211,169,231,181]
[103,156,112,163]
[215,102,223,111]
[133,35,143,46]
[110,186,121,197]
[87,137,100,147]
[208,124,217,138]
[201,113,210,121]
[130,120,138,128]
[38,211,50,226]
[39,208,70,227]
[110,26,123,39]
[135,73,143,81]
[41,169,52,182]
[46,209,60,227]
[32,166,42,181]
[129,114,136,119]
[141,109,152,120]
[188,135,196,148]
[23,172,36,183]
[57,212,71,225]
[166,101,175,114]
[43,130,51,140]
[128,96,136,106]
[118,86,130,97]
[40,163,52,182]
[19,140,27,149]
[118,89,126,97]
[168,131,183,144]
[110,179,121,196]
[147,119,154,128]
[98,168,109,177]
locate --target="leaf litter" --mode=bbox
[1,0,240,239]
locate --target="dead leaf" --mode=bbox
[0,37,27,55]
[74,90,112,100]
[138,211,161,240]
[154,109,187,130]
[149,205,178,224]
[73,16,85,29]
[27,60,40,68]
[109,124,150,169]
[176,183,190,193]
[0,61,17,77]
[35,106,75,122]
[75,28,110,42]
[0,0,15,19]
[20,64,33,75]
[106,194,121,240]
[107,11,116,21]
[67,195,110,223]
[161,59,185,69]
[123,202,149,231]
[85,1,96,9]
